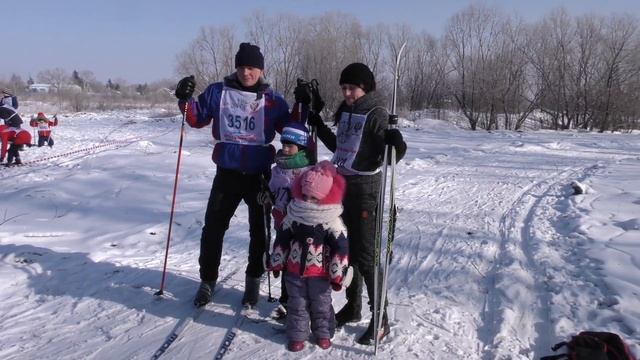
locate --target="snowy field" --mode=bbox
[0,109,638,359]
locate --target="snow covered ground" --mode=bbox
[0,110,638,359]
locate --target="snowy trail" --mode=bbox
[1,114,639,359]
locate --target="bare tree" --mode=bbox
[594,15,639,132]
[298,12,366,115]
[445,4,503,130]
[175,25,236,92]
[402,31,448,111]
[9,74,26,95]
[37,68,70,109]
[37,68,69,93]
[246,12,304,99]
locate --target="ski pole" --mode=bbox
[374,41,407,354]
[309,79,319,155]
[155,102,188,297]
[260,175,277,303]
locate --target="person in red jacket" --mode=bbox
[0,124,32,166]
[30,112,58,147]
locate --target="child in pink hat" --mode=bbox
[268,160,352,352]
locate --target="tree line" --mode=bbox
[1,69,175,112]
[176,5,640,132]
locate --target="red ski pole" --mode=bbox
[155,102,188,296]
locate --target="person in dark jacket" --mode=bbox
[0,125,31,166]
[0,89,18,110]
[174,43,290,308]
[306,62,407,345]
[268,160,350,352]
[0,104,30,166]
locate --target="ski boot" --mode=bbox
[193,280,215,307]
[356,313,390,345]
[241,275,261,308]
[316,338,331,350]
[288,340,305,352]
[335,302,362,327]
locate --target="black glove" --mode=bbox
[307,112,324,127]
[310,85,325,113]
[175,75,195,100]
[294,81,312,105]
[384,128,404,149]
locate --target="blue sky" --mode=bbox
[5,0,639,84]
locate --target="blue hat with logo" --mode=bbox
[280,122,309,148]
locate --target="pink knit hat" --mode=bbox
[300,164,334,200]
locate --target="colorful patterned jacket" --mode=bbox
[270,162,349,286]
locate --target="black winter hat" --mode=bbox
[339,63,376,93]
[235,42,264,70]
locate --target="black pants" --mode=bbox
[7,144,21,164]
[341,172,387,314]
[199,167,270,282]
[38,135,54,147]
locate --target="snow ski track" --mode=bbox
[0,122,174,179]
[480,166,583,359]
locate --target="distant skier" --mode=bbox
[0,88,18,110]
[174,42,290,308]
[1,103,31,166]
[305,63,407,345]
[0,124,31,166]
[267,161,350,352]
[30,112,58,147]
[259,122,316,320]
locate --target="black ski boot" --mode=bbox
[335,301,362,327]
[193,280,215,307]
[241,275,261,307]
[356,313,390,345]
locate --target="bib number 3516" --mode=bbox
[227,114,255,131]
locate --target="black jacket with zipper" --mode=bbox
[314,92,407,173]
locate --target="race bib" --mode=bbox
[332,112,367,171]
[219,87,266,145]
[38,122,49,130]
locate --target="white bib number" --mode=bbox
[332,112,367,171]
[38,122,49,130]
[219,87,265,145]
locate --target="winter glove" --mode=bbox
[331,266,353,292]
[384,128,404,149]
[175,75,196,100]
[257,189,273,206]
[310,85,325,114]
[293,84,311,105]
[307,112,324,128]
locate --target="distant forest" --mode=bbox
[4,4,639,131]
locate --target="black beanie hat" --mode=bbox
[235,42,264,70]
[339,63,376,93]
